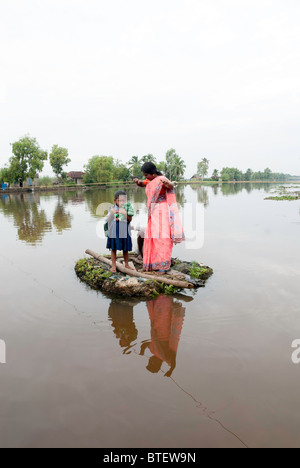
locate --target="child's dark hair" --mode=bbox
[141,162,163,176]
[114,190,127,200]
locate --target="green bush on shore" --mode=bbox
[38,176,56,187]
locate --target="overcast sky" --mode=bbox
[0,0,299,177]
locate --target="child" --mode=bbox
[106,190,134,273]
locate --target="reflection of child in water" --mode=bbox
[139,296,185,377]
[108,301,138,353]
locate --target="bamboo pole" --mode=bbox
[85,249,194,289]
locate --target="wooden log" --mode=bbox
[85,249,194,289]
[128,261,137,271]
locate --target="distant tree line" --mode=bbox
[219,167,291,182]
[193,158,291,182]
[0,134,293,185]
[83,149,187,184]
[0,135,187,185]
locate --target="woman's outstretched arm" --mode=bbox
[161,177,174,190]
[133,178,145,188]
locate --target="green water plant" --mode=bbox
[162,284,180,295]
[265,185,300,201]
[190,261,210,279]
[151,289,160,298]
[265,195,300,201]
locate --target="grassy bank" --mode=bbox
[1,179,297,194]
[180,180,296,185]
[0,180,137,193]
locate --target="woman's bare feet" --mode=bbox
[145,271,167,276]
[110,267,117,273]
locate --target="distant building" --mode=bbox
[23,174,39,188]
[190,174,202,181]
[67,171,85,185]
[14,174,39,188]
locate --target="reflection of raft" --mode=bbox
[75,249,213,298]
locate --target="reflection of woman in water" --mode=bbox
[140,296,185,377]
[108,301,138,353]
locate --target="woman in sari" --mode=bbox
[134,162,185,274]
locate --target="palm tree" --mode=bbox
[128,156,141,169]
[212,169,219,180]
[197,157,210,180]
[165,148,186,181]
[202,158,209,179]
[157,161,166,174]
[169,155,186,181]
[128,155,142,177]
[141,154,156,164]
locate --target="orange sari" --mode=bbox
[143,176,185,272]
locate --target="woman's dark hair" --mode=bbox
[114,190,127,200]
[141,162,162,176]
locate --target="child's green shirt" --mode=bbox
[104,202,134,237]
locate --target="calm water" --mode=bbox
[0,183,299,448]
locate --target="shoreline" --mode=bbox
[0,179,299,194]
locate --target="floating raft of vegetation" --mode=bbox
[265,186,300,201]
[75,249,213,298]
